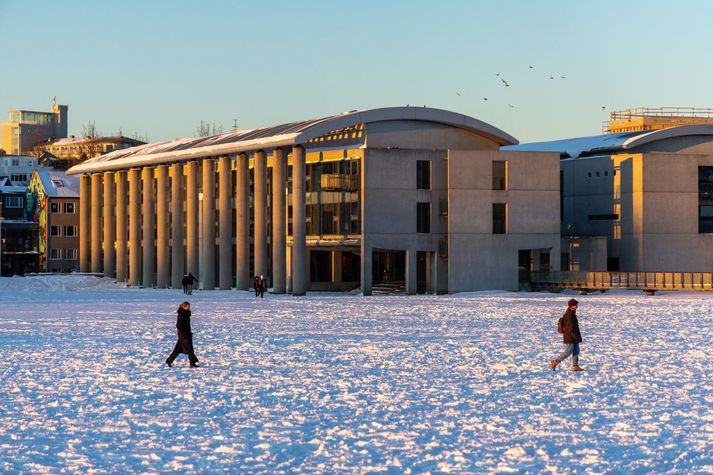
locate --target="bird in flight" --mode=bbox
[601,106,606,111]
[508,104,514,108]
[549,74,555,80]
[456,92,461,96]
[529,65,534,69]
[483,97,488,101]
[561,76,566,79]
[501,78,510,87]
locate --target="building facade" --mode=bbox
[0,154,39,186]
[506,124,713,272]
[27,170,80,272]
[33,135,146,167]
[1,101,68,155]
[67,107,560,293]
[0,184,38,275]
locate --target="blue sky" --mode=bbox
[2,0,713,143]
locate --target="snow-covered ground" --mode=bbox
[0,276,711,474]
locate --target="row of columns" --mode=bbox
[78,146,307,295]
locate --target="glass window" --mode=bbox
[64,202,75,214]
[493,203,507,234]
[64,226,77,237]
[51,202,60,213]
[50,225,61,236]
[493,161,507,190]
[64,249,78,259]
[417,202,431,233]
[699,167,713,233]
[5,196,23,208]
[417,160,431,190]
[49,249,60,260]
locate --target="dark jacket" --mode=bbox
[176,307,192,334]
[175,307,194,354]
[181,274,197,286]
[561,309,582,344]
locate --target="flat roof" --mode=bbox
[67,107,518,175]
[503,125,713,158]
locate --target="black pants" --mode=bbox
[182,285,189,294]
[166,333,198,365]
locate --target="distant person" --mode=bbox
[258,275,267,298]
[551,298,584,371]
[181,273,198,295]
[165,301,200,368]
[254,275,261,298]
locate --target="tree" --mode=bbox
[195,120,223,137]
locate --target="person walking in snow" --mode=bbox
[165,301,200,368]
[551,298,584,371]
[253,275,261,298]
[181,273,198,295]
[258,275,267,298]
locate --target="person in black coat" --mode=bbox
[165,301,199,368]
[181,273,198,295]
[254,275,261,298]
[551,298,584,371]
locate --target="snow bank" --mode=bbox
[0,274,121,292]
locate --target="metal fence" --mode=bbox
[530,271,713,291]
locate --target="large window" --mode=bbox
[5,196,23,208]
[50,202,61,213]
[64,225,77,237]
[417,160,431,190]
[700,167,713,233]
[492,161,507,191]
[49,225,61,237]
[64,202,75,214]
[417,202,431,233]
[493,203,507,234]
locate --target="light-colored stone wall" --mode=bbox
[447,150,561,291]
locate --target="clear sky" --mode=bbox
[2,0,713,144]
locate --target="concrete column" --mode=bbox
[142,167,155,287]
[201,159,216,290]
[156,165,169,288]
[218,155,232,290]
[271,148,286,294]
[102,172,115,278]
[79,174,91,272]
[291,146,307,296]
[128,168,141,286]
[253,150,267,282]
[90,173,102,274]
[331,250,342,285]
[186,161,199,277]
[115,171,127,283]
[405,249,417,295]
[236,153,250,290]
[170,163,184,288]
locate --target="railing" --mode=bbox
[610,107,713,120]
[530,271,713,291]
[320,174,358,192]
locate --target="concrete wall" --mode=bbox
[365,120,501,151]
[447,150,561,291]
[634,135,713,155]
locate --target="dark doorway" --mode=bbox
[341,251,360,282]
[607,257,619,271]
[310,250,331,282]
[417,251,428,294]
[518,249,531,289]
[373,250,405,283]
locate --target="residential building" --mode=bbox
[67,107,560,293]
[0,183,38,275]
[0,154,39,186]
[33,135,145,167]
[27,169,80,273]
[0,99,68,155]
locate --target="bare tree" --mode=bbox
[196,120,223,137]
[81,120,101,139]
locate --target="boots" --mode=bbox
[165,359,173,368]
[550,359,559,371]
[572,364,583,371]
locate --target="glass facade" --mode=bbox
[298,151,361,238]
[699,166,713,233]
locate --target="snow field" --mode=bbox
[0,277,711,473]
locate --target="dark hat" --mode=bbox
[567,298,579,307]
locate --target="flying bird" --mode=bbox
[456,92,461,96]
[500,78,509,87]
[529,65,534,69]
[495,73,500,77]
[549,74,555,80]
[561,76,566,79]
[483,97,488,101]
[601,106,606,111]
[508,104,514,108]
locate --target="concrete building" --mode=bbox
[67,107,560,293]
[506,124,713,273]
[1,100,68,155]
[27,169,80,272]
[0,155,39,186]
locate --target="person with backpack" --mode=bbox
[551,298,584,371]
[165,301,200,368]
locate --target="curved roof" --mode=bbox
[67,107,517,175]
[503,124,713,158]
